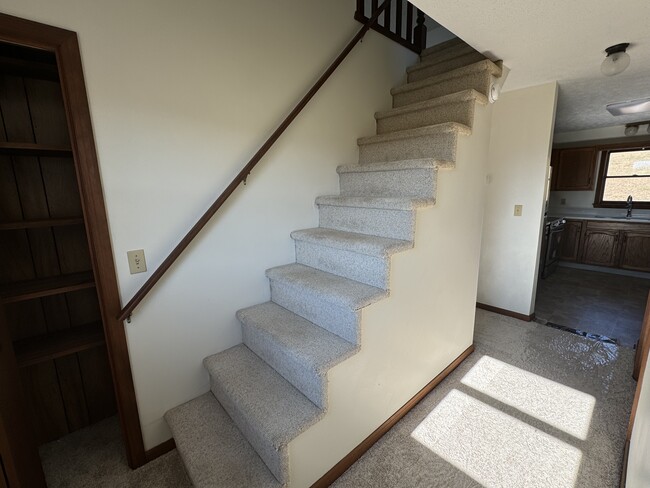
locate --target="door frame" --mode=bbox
[0,13,146,468]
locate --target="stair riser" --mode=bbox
[393,73,492,108]
[339,167,436,199]
[408,52,486,82]
[420,43,475,64]
[358,131,458,164]
[318,205,416,241]
[208,377,286,484]
[269,279,360,344]
[376,101,474,134]
[295,240,389,289]
[241,322,326,408]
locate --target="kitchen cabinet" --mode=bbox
[560,219,650,273]
[620,230,650,272]
[559,219,583,262]
[551,147,597,191]
[581,226,620,267]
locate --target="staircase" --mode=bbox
[165,37,501,487]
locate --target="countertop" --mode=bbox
[558,215,650,223]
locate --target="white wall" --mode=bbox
[549,127,650,219]
[0,0,416,448]
[477,82,558,316]
[628,363,650,487]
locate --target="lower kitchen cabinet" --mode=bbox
[620,231,650,272]
[559,220,583,261]
[581,228,620,267]
[561,219,650,273]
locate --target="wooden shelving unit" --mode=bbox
[13,322,105,368]
[0,141,73,157]
[0,217,84,230]
[0,271,95,304]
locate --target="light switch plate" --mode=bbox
[514,205,523,217]
[127,249,147,274]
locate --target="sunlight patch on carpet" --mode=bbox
[411,389,582,488]
[461,355,595,440]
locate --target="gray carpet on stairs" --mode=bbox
[41,309,635,488]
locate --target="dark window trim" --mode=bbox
[593,140,650,209]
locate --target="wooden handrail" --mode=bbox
[117,1,392,322]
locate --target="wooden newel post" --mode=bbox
[413,9,427,53]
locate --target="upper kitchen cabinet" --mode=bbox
[551,147,597,191]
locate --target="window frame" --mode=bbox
[593,140,650,209]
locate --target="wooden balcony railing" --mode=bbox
[355,0,427,53]
[117,1,399,322]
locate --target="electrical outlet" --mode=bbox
[127,249,147,274]
[514,205,523,217]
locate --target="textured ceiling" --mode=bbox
[412,0,650,133]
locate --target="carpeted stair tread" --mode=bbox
[291,228,412,257]
[316,195,433,210]
[239,301,358,407]
[419,37,465,57]
[375,90,487,121]
[357,122,471,146]
[337,159,443,173]
[391,59,502,96]
[165,393,280,488]
[205,344,323,483]
[407,51,486,81]
[266,263,387,310]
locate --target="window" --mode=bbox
[594,144,650,208]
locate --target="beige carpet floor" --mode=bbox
[41,309,636,487]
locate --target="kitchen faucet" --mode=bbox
[626,195,633,219]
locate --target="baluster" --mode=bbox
[356,0,364,19]
[395,0,403,38]
[406,3,413,43]
[384,0,392,30]
[372,0,379,15]
[413,9,427,52]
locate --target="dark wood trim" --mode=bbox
[311,344,475,488]
[0,12,147,468]
[0,305,47,487]
[118,1,391,323]
[633,291,650,381]
[144,438,176,463]
[593,140,650,209]
[476,302,534,322]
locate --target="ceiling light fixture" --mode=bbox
[606,98,650,116]
[625,125,639,136]
[601,43,630,76]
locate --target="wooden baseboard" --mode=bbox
[476,302,534,322]
[144,438,176,463]
[311,344,475,488]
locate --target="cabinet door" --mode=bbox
[559,220,583,261]
[581,228,619,266]
[620,231,650,272]
[554,148,597,191]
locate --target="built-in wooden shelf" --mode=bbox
[0,271,95,304]
[0,141,73,157]
[0,217,84,230]
[13,322,105,367]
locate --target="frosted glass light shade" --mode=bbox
[601,52,630,76]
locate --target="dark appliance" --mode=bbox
[540,217,566,278]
